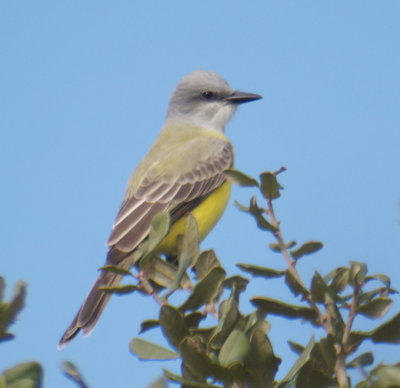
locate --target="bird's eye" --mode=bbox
[202,91,215,100]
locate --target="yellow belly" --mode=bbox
[156,180,231,255]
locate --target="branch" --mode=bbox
[138,271,165,306]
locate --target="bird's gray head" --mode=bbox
[166,70,261,132]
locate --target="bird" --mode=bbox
[59,70,261,347]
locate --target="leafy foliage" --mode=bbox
[5,166,399,387]
[0,277,26,343]
[0,279,43,388]
[131,168,400,388]
[98,168,400,388]
[61,361,90,388]
[0,361,43,388]
[115,168,400,387]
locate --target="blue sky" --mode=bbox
[1,1,400,387]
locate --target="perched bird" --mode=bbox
[59,70,261,347]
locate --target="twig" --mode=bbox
[138,271,165,306]
[265,197,331,332]
[265,168,352,386]
[335,348,350,388]
[334,283,360,388]
[273,166,287,176]
[266,198,293,267]
[342,285,359,347]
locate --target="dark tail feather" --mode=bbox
[58,266,125,348]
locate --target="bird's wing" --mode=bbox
[106,136,233,256]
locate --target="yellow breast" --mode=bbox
[156,180,232,255]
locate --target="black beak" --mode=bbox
[224,90,262,104]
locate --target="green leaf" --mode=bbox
[146,256,192,290]
[269,241,296,253]
[329,267,350,293]
[346,331,370,354]
[129,338,178,360]
[61,361,89,388]
[347,313,400,353]
[310,272,327,304]
[237,263,285,279]
[163,368,222,388]
[312,336,336,376]
[349,261,368,286]
[222,276,249,295]
[247,318,271,337]
[259,172,281,199]
[139,319,159,334]
[218,330,250,367]
[245,329,280,388]
[159,305,189,350]
[290,241,323,261]
[148,376,167,388]
[250,196,277,232]
[236,196,277,233]
[233,200,249,212]
[209,296,239,348]
[146,212,171,254]
[177,214,200,269]
[285,270,310,297]
[346,352,374,369]
[99,265,133,277]
[241,311,262,334]
[179,337,231,383]
[164,215,200,298]
[358,287,397,305]
[99,284,140,295]
[224,168,259,187]
[194,250,221,281]
[0,280,26,342]
[366,363,400,387]
[189,327,216,343]
[287,340,305,355]
[365,273,391,289]
[3,362,43,388]
[277,337,315,387]
[356,297,393,319]
[311,271,345,305]
[296,367,338,388]
[354,380,368,388]
[370,312,400,344]
[179,267,226,312]
[251,297,318,322]
[184,311,206,329]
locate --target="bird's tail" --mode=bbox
[58,259,131,348]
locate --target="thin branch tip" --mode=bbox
[274,166,287,176]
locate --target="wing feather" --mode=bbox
[108,201,154,245]
[106,137,233,255]
[112,198,145,227]
[117,202,166,252]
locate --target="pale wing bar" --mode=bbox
[107,141,233,253]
